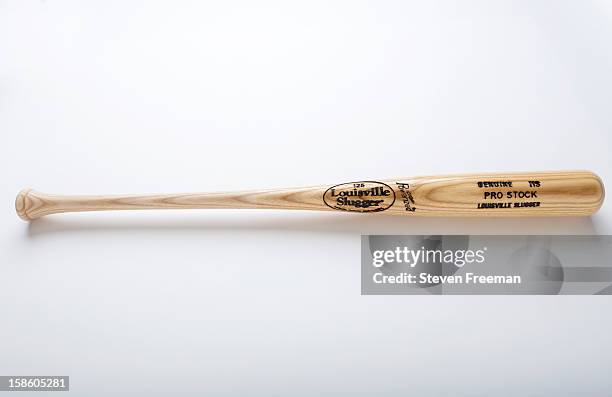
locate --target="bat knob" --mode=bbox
[15,188,34,221]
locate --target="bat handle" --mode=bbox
[14,187,326,220]
[15,188,165,220]
[15,189,231,220]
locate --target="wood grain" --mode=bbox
[16,170,604,220]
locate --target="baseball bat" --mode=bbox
[15,170,604,221]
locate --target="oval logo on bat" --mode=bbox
[323,181,396,213]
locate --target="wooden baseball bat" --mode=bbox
[15,171,604,220]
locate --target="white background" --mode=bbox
[1,1,612,395]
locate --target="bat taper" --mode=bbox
[16,170,604,220]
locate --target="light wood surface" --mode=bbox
[15,171,604,220]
